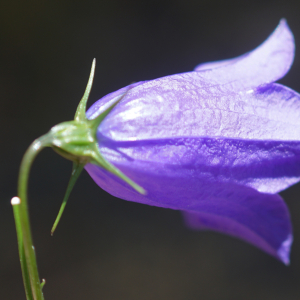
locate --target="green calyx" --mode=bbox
[29,59,146,235]
[49,59,146,234]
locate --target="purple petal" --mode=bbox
[88,82,300,195]
[95,82,300,142]
[97,137,300,194]
[194,19,294,89]
[85,163,292,264]
[182,190,292,265]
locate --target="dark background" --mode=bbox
[1,0,300,299]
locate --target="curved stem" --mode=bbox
[16,133,52,300]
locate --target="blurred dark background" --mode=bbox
[1,0,300,299]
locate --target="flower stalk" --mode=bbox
[13,134,52,300]
[12,197,34,300]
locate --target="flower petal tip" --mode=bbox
[276,18,294,50]
[278,18,290,33]
[277,233,293,265]
[194,19,294,88]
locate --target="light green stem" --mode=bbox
[15,134,52,300]
[12,200,34,300]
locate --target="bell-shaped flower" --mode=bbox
[83,19,298,264]
[20,20,298,265]
[16,20,300,300]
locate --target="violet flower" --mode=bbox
[16,19,300,300]
[83,19,298,264]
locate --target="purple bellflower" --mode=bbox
[22,19,297,266]
[82,19,298,264]
[16,19,300,300]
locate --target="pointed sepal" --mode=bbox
[75,58,96,122]
[51,162,84,235]
[90,148,146,195]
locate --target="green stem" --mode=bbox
[12,197,34,300]
[16,133,52,300]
